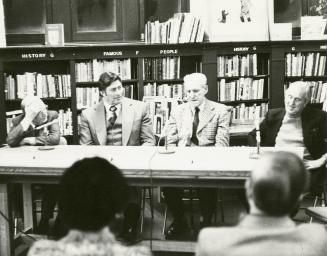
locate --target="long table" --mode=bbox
[0,145,303,255]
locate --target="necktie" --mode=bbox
[108,106,117,126]
[191,107,200,145]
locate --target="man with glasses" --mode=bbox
[249,81,327,196]
[79,71,155,243]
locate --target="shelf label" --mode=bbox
[233,47,250,52]
[320,45,327,50]
[21,53,47,59]
[103,51,123,56]
[159,49,178,55]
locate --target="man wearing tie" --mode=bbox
[79,72,155,242]
[163,73,230,239]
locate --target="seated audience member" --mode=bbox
[28,157,151,256]
[163,73,230,239]
[6,95,66,234]
[79,72,155,242]
[249,81,327,194]
[196,151,327,256]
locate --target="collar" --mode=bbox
[190,99,206,114]
[239,213,295,229]
[103,101,121,115]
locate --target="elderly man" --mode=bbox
[163,73,230,239]
[196,151,327,256]
[79,72,155,242]
[7,95,66,234]
[249,81,327,194]
[7,95,62,147]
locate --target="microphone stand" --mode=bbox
[250,119,261,159]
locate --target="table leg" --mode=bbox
[0,183,13,256]
[22,183,33,231]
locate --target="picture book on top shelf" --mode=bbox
[190,0,269,41]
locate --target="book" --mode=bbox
[45,24,65,46]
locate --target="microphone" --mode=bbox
[250,119,261,159]
[255,119,261,155]
[157,119,175,154]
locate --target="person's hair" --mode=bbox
[98,72,122,91]
[183,72,208,90]
[286,81,311,103]
[21,95,45,114]
[250,151,308,216]
[58,157,128,232]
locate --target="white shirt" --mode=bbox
[103,101,121,121]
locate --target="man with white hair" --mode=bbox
[7,95,61,147]
[163,72,230,239]
[7,95,65,234]
[249,81,327,195]
[196,151,327,256]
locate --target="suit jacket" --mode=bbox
[196,214,327,256]
[79,97,155,146]
[28,227,151,256]
[248,107,327,160]
[166,99,230,146]
[7,111,60,147]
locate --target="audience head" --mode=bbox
[284,82,310,117]
[246,151,308,217]
[21,95,48,126]
[58,157,128,232]
[184,73,208,107]
[98,72,124,105]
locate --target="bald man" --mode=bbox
[249,81,327,194]
[7,95,61,147]
[196,152,327,256]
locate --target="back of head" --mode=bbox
[248,151,308,216]
[58,157,128,232]
[98,72,122,91]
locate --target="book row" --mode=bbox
[76,85,135,110]
[217,54,262,77]
[218,78,265,102]
[145,13,205,44]
[285,53,327,77]
[75,59,133,82]
[5,73,71,100]
[231,103,268,122]
[143,83,184,100]
[143,57,181,80]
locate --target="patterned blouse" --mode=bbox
[27,227,151,256]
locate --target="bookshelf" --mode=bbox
[0,41,326,145]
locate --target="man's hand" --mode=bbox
[304,158,326,170]
[24,101,43,122]
[19,137,36,146]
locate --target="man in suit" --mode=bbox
[7,95,61,147]
[163,73,230,239]
[196,151,327,256]
[249,81,327,195]
[79,72,155,242]
[7,95,66,234]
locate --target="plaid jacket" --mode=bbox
[167,99,230,147]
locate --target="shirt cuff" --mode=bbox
[20,118,32,131]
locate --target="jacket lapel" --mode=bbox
[122,98,134,146]
[268,109,285,145]
[93,101,107,145]
[197,99,215,132]
[301,107,312,147]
